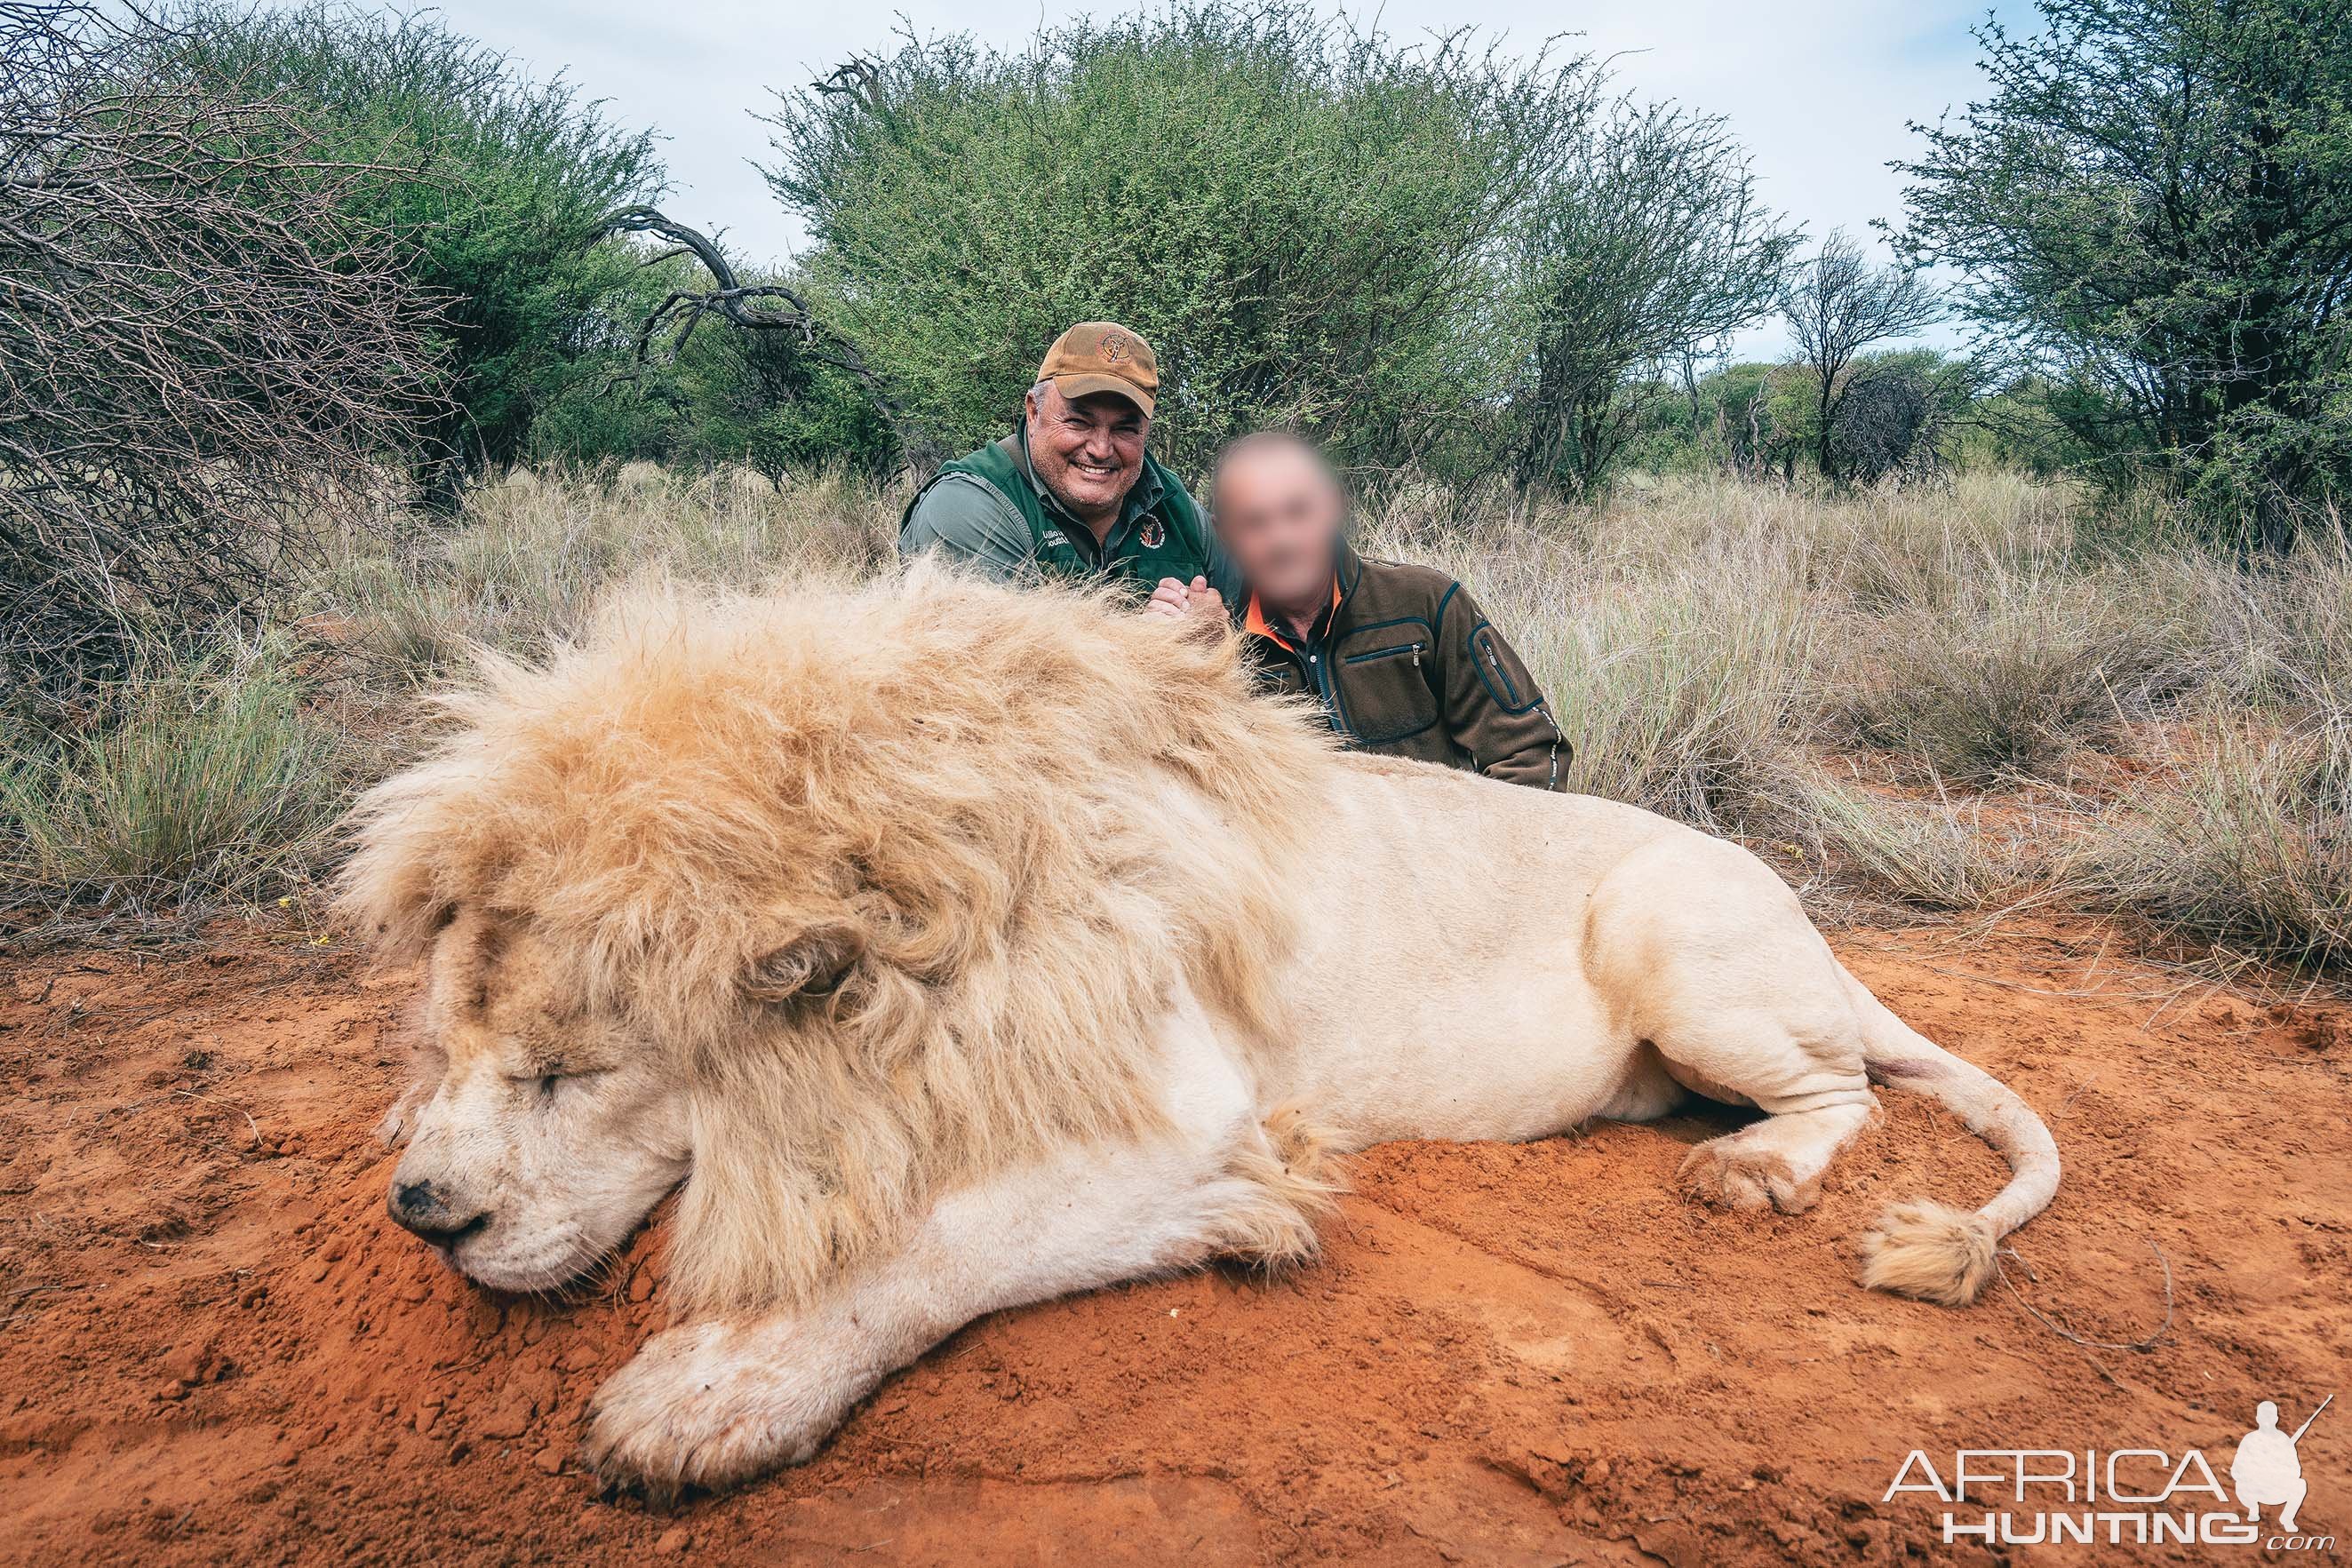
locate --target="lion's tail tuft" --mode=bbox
[1858,1198,2000,1306]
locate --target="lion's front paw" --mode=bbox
[581,1320,839,1500]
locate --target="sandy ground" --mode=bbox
[0,919,2345,1566]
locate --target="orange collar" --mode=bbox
[1244,578,1342,652]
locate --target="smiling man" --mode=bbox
[899,322,1240,614]
[1187,431,1569,789]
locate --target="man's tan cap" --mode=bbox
[1038,322,1158,417]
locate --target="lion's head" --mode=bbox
[339,569,1329,1309]
[380,910,690,1287]
[378,903,861,1290]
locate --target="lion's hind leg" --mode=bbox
[1672,1094,1875,1214]
[1661,1005,1876,1214]
[1592,843,1878,1216]
[1648,977,1876,1214]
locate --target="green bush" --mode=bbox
[165,3,665,491]
[764,4,1591,475]
[1951,374,2106,478]
[1632,353,1989,483]
[529,254,899,482]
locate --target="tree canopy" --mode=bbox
[1503,97,1801,493]
[764,5,1596,477]
[1896,0,2352,541]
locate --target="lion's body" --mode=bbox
[1260,761,1687,1144]
[342,569,2059,1496]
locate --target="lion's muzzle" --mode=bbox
[388,1176,488,1249]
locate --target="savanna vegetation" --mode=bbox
[7,464,2342,980]
[2,0,2347,980]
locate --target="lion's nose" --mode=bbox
[389,1178,488,1247]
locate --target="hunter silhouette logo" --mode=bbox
[2234,1396,2328,1533]
[1883,1394,2333,1550]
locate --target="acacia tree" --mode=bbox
[1505,98,1801,494]
[0,2,438,696]
[1894,0,2352,542]
[1780,232,1941,482]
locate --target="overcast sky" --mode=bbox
[435,0,2011,359]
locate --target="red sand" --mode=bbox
[1,921,2344,1564]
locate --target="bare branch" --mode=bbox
[811,57,885,111]
[587,203,912,443]
[0,1,442,696]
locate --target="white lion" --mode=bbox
[340,569,2058,1497]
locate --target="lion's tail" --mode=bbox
[1845,968,2060,1308]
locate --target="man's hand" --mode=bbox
[1145,576,1224,623]
[1145,577,1192,619]
[1182,576,1225,621]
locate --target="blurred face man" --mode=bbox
[1209,434,1346,633]
[1201,430,1572,790]
[1023,383,1147,535]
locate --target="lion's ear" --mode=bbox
[742,919,866,1004]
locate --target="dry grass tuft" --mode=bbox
[323,463,906,676]
[1780,765,2053,913]
[1,640,346,911]
[2076,713,2352,974]
[1826,557,2209,784]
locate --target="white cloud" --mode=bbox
[433,0,2012,358]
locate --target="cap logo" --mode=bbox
[1100,331,1130,363]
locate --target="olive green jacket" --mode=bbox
[1240,545,1569,790]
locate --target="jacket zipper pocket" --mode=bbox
[1480,639,1519,705]
[1344,641,1424,667]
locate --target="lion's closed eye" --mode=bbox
[512,1063,612,1103]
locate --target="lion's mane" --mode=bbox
[339,567,1338,1309]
